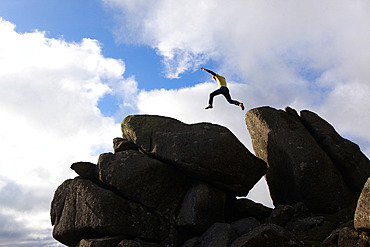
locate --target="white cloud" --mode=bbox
[103,0,368,77]
[319,82,370,143]
[0,177,58,246]
[0,18,137,245]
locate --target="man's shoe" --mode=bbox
[239,103,245,111]
[205,105,213,109]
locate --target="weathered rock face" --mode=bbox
[121,115,267,195]
[77,236,124,247]
[300,110,370,193]
[321,227,370,247]
[230,224,303,247]
[51,111,370,247]
[98,150,190,215]
[245,106,358,213]
[51,178,169,247]
[231,217,261,236]
[113,137,138,153]
[354,177,370,233]
[176,182,226,233]
[199,223,238,247]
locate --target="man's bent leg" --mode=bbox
[209,88,223,106]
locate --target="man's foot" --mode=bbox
[205,105,213,109]
[239,103,245,111]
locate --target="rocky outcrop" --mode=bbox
[51,110,370,246]
[121,115,267,195]
[51,115,268,246]
[245,106,370,213]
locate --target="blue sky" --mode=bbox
[1,0,370,246]
[0,0,209,118]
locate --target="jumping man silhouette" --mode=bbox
[201,68,244,111]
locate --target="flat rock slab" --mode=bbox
[71,162,98,181]
[121,115,267,195]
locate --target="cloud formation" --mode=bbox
[0,18,136,245]
[104,1,369,80]
[0,177,57,246]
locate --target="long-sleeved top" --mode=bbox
[203,69,227,88]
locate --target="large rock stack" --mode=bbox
[245,106,370,213]
[51,108,370,246]
[51,115,267,246]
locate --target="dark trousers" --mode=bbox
[209,86,240,106]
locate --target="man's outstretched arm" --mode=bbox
[201,68,216,76]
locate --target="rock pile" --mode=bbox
[51,107,370,246]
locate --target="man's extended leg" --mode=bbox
[206,88,223,109]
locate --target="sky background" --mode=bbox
[0,0,370,246]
